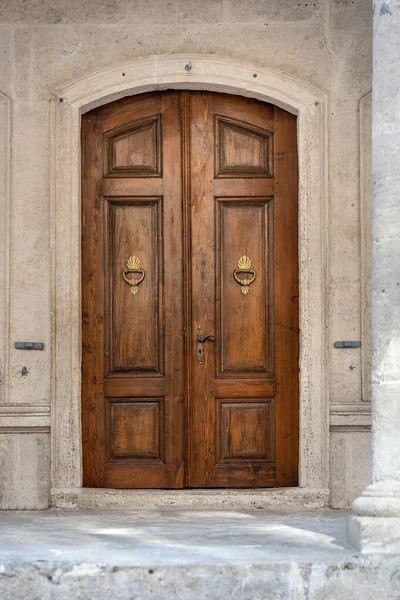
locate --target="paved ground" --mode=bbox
[0,507,354,566]
[1,508,400,599]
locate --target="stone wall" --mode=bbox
[0,0,372,509]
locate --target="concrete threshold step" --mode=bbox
[52,486,330,509]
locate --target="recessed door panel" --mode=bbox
[216,399,275,464]
[107,398,164,462]
[217,199,272,375]
[109,200,162,373]
[215,117,273,177]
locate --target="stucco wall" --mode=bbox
[0,0,372,509]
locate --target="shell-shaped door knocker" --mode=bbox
[122,255,145,295]
[233,255,256,295]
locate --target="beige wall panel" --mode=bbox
[0,432,50,509]
[0,92,10,406]
[330,430,371,509]
[0,0,373,507]
[0,28,12,96]
[8,101,50,405]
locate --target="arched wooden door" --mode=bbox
[81,91,299,488]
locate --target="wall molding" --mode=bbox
[0,91,11,407]
[0,405,51,429]
[0,427,50,434]
[360,91,372,403]
[330,404,372,432]
[0,405,51,414]
[51,54,329,498]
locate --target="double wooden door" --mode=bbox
[81,91,299,489]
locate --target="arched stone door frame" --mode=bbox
[50,55,329,506]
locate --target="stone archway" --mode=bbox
[50,55,328,507]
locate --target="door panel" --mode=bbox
[82,91,298,489]
[107,399,164,461]
[216,399,274,463]
[82,92,184,488]
[188,92,298,488]
[217,200,272,374]
[109,200,162,373]
[215,116,273,177]
[104,116,162,177]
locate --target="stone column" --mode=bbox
[348,0,400,551]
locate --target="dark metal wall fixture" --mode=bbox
[15,342,44,350]
[334,341,361,349]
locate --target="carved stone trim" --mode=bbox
[360,91,372,403]
[0,92,11,407]
[0,405,51,414]
[51,55,329,496]
[0,427,50,434]
[330,404,372,432]
[52,487,330,510]
[0,405,51,429]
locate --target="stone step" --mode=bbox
[0,508,399,599]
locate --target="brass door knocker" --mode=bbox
[122,255,145,295]
[233,255,256,295]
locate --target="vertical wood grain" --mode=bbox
[273,105,299,486]
[82,92,184,488]
[82,91,298,489]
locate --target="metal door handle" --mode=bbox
[196,326,215,364]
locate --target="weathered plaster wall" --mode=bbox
[0,0,372,509]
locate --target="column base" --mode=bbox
[348,515,400,552]
[348,481,400,552]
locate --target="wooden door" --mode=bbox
[82,91,299,489]
[188,93,299,487]
[81,92,184,488]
